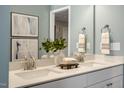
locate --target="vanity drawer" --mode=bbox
[87,65,123,86]
[88,75,123,88]
[30,74,87,88]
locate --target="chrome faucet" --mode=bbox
[24,56,37,70]
[74,52,85,62]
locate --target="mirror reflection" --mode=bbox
[54,9,68,56]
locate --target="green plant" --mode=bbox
[40,38,67,53]
[40,39,53,53]
[53,38,67,51]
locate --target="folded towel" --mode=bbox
[101,30,110,54]
[78,34,86,53]
[63,57,78,64]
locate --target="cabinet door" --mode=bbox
[110,75,123,88]
[88,81,107,88]
[30,74,87,88]
[87,65,123,86]
[88,75,123,88]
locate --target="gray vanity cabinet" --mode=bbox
[88,75,123,88]
[108,75,123,88]
[87,65,123,86]
[29,65,123,88]
[31,74,87,88]
[87,65,123,88]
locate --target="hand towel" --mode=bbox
[78,34,86,53]
[101,31,110,54]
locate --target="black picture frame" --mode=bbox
[11,38,39,61]
[10,12,39,61]
[11,12,39,37]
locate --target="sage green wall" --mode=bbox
[95,5,124,56]
[0,5,10,88]
[0,5,50,87]
[10,5,50,57]
[50,5,94,55]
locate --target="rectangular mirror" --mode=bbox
[50,6,70,56]
[50,5,94,56]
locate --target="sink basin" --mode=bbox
[80,62,107,67]
[15,69,61,80]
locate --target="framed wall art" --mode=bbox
[11,12,39,37]
[11,38,38,61]
[10,12,39,61]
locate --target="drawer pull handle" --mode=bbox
[110,83,113,86]
[106,83,113,86]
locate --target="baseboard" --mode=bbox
[0,82,7,88]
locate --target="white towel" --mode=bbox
[101,31,110,54]
[78,34,86,53]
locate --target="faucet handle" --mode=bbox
[24,56,28,61]
[31,56,36,62]
[32,56,37,69]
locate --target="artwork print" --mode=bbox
[12,39,38,61]
[12,13,38,37]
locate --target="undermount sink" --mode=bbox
[80,62,108,67]
[15,69,61,80]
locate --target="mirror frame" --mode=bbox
[50,6,71,56]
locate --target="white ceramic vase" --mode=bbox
[54,50,65,66]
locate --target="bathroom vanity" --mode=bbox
[29,65,123,88]
[9,56,124,88]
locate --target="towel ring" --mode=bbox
[101,25,111,33]
[81,27,86,34]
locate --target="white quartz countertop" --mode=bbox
[9,59,124,88]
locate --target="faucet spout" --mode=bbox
[24,56,37,70]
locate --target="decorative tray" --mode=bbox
[58,63,79,70]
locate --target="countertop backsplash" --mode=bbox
[9,58,55,71]
[9,54,124,71]
[94,55,124,63]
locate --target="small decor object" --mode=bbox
[63,57,78,64]
[73,52,85,62]
[41,55,49,59]
[40,38,67,64]
[11,39,38,61]
[12,12,38,37]
[58,63,79,70]
[53,38,67,65]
